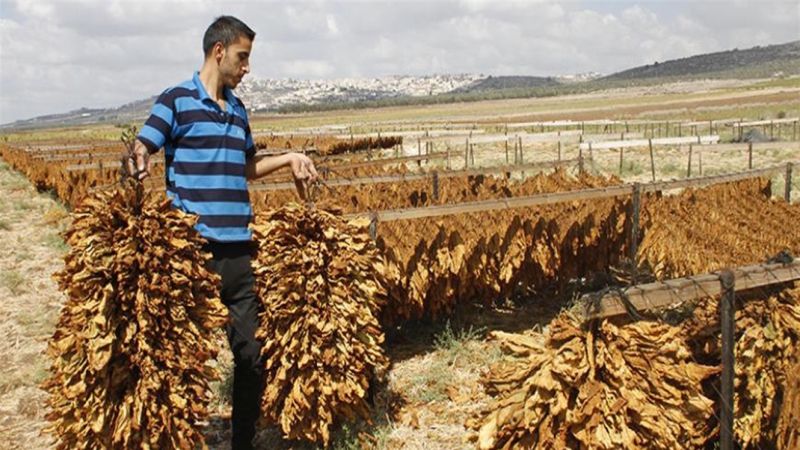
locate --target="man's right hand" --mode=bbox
[126,139,151,180]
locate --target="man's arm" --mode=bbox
[126,89,174,180]
[246,152,319,200]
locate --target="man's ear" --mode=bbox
[213,41,225,64]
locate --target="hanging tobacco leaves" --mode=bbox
[43,183,227,449]
[251,203,389,446]
[468,313,718,449]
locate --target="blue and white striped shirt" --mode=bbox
[138,72,256,242]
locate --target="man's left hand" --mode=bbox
[288,153,318,200]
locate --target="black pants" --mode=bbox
[205,241,263,450]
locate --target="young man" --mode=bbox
[128,15,317,450]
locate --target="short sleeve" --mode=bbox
[137,89,176,154]
[244,123,256,160]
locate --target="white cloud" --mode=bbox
[279,59,335,78]
[0,0,798,123]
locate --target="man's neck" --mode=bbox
[198,65,225,101]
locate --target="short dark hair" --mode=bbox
[203,16,256,57]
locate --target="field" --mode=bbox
[1,76,799,449]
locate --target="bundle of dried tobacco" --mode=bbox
[43,184,227,449]
[252,203,388,445]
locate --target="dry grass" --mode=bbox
[0,160,65,450]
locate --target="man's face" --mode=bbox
[218,35,252,89]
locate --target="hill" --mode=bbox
[452,75,560,93]
[602,40,800,81]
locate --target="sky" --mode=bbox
[0,0,798,124]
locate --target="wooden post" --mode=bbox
[580,121,585,135]
[625,121,629,133]
[794,120,797,141]
[677,122,682,137]
[470,143,475,166]
[465,138,469,168]
[709,120,713,136]
[687,144,693,177]
[719,269,736,450]
[417,139,423,168]
[699,150,703,176]
[770,120,774,140]
[648,139,655,182]
[748,142,753,170]
[368,212,378,241]
[588,141,593,164]
[432,171,440,202]
[518,136,523,164]
[619,147,624,175]
[557,139,562,161]
[578,148,584,173]
[786,162,794,203]
[630,183,641,284]
[446,146,451,170]
[505,139,509,164]
[513,140,518,165]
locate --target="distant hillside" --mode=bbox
[1,97,156,131]
[603,41,800,81]
[3,41,798,130]
[453,75,559,93]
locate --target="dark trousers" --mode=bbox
[205,241,263,450]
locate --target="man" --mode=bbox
[128,15,317,450]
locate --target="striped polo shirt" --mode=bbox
[137,72,256,242]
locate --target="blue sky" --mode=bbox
[0,0,797,123]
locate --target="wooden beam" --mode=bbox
[66,159,164,171]
[641,164,789,193]
[695,141,800,152]
[346,185,634,222]
[732,117,798,127]
[343,163,791,222]
[64,149,466,173]
[579,135,720,151]
[576,260,800,321]
[251,158,584,191]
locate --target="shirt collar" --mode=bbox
[192,71,236,106]
[192,71,211,101]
